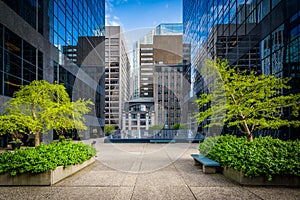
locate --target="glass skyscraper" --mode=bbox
[183,0,300,139]
[0,0,105,141]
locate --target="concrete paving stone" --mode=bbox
[148,162,177,172]
[56,171,137,187]
[135,171,186,187]
[180,172,237,187]
[131,186,195,200]
[86,160,115,171]
[138,157,176,173]
[50,187,133,200]
[173,158,202,172]
[245,187,300,200]
[98,143,146,154]
[190,186,262,200]
[0,187,63,200]
[97,155,143,173]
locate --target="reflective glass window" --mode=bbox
[23,41,36,65]
[4,29,21,57]
[23,61,36,82]
[4,52,21,78]
[4,73,21,97]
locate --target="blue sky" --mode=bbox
[105,0,182,31]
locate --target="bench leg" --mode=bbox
[203,166,216,174]
[193,159,201,166]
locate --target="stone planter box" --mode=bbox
[223,166,300,187]
[0,157,95,186]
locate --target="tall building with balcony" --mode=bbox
[183,0,300,139]
[0,0,105,142]
[131,23,183,100]
[105,26,131,129]
[130,23,192,128]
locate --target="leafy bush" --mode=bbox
[105,125,115,135]
[199,135,300,180]
[0,141,96,176]
[172,123,188,130]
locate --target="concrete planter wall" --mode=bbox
[0,157,95,186]
[223,166,300,187]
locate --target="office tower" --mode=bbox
[131,23,183,99]
[183,0,300,139]
[129,23,191,129]
[152,35,185,128]
[105,26,131,129]
[0,0,105,141]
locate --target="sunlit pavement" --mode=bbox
[0,138,299,200]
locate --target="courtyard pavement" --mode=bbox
[0,138,299,200]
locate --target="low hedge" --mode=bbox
[0,140,96,176]
[199,135,300,180]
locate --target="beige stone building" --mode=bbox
[152,35,186,128]
[105,26,131,129]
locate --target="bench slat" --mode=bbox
[191,154,220,167]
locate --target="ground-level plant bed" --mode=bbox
[199,135,300,186]
[0,157,95,186]
[0,140,96,185]
[223,166,300,186]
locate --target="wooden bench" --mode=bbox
[150,139,175,143]
[191,154,220,173]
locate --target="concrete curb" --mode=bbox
[223,166,300,187]
[0,157,95,186]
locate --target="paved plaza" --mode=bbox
[0,139,299,200]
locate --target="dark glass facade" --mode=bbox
[0,25,43,97]
[183,0,300,139]
[49,0,105,50]
[50,0,106,138]
[2,0,44,34]
[0,0,106,139]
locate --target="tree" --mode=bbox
[2,80,93,146]
[0,114,40,142]
[172,123,188,130]
[148,125,164,130]
[105,125,115,135]
[195,59,300,142]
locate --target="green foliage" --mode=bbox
[195,59,300,141]
[105,125,115,134]
[1,80,93,146]
[0,114,38,139]
[0,141,96,176]
[148,125,164,130]
[199,135,300,181]
[172,123,188,130]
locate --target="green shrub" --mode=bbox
[0,141,96,176]
[199,135,300,181]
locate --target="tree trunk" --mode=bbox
[31,105,40,146]
[242,120,253,142]
[35,132,40,147]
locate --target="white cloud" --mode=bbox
[106,14,123,27]
[105,0,113,12]
[106,0,128,8]
[105,0,125,27]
